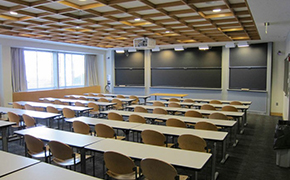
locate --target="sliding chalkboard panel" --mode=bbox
[151,47,222,88]
[229,43,268,91]
[114,51,144,86]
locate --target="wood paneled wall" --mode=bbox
[13,86,101,102]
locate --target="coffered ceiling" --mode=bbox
[0,0,260,48]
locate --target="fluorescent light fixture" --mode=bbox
[165,31,170,33]
[225,42,235,48]
[199,45,209,50]
[9,11,18,15]
[174,46,184,51]
[128,48,137,52]
[237,41,249,47]
[115,49,125,53]
[151,47,160,52]
[134,18,141,21]
[213,9,221,12]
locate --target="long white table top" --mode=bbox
[0,107,60,119]
[14,127,103,148]
[84,93,150,99]
[126,105,183,112]
[65,95,135,103]
[101,109,164,119]
[0,120,16,128]
[39,98,116,107]
[160,97,252,105]
[86,138,211,170]
[1,162,103,180]
[0,151,39,178]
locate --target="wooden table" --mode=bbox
[150,93,188,100]
[147,100,195,108]
[65,95,135,105]
[126,104,182,114]
[84,93,151,104]
[14,127,103,173]
[100,109,164,120]
[0,121,16,151]
[160,97,252,105]
[1,162,103,180]
[0,150,39,178]
[0,107,61,128]
[86,138,212,180]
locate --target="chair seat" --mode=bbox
[116,135,126,140]
[29,146,51,159]
[107,167,140,180]
[144,174,188,180]
[52,153,92,166]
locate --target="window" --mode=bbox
[24,50,85,90]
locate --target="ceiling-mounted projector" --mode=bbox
[133,37,156,49]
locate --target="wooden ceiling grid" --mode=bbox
[0,0,259,48]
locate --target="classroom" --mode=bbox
[0,0,290,180]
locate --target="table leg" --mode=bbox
[220,138,229,164]
[80,148,86,173]
[233,122,239,147]
[211,142,217,180]
[2,127,9,151]
[244,109,248,126]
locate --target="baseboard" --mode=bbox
[270,112,283,117]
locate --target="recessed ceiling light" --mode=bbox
[199,45,209,50]
[213,9,221,12]
[165,31,170,33]
[116,49,125,53]
[9,11,18,15]
[237,41,249,47]
[134,18,141,21]
[174,46,184,51]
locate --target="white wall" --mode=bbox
[283,33,290,120]
[0,35,107,107]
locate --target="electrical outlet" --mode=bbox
[276,102,279,106]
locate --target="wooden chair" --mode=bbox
[168,102,181,107]
[183,99,195,103]
[98,98,109,102]
[68,95,77,99]
[46,106,64,129]
[62,108,76,120]
[97,94,105,97]
[72,120,91,135]
[128,114,146,124]
[7,111,23,129]
[24,134,50,162]
[88,102,99,117]
[78,96,87,100]
[153,107,167,124]
[12,102,24,109]
[48,140,94,174]
[116,95,126,98]
[108,112,123,121]
[42,98,52,103]
[129,95,139,105]
[153,101,165,107]
[24,104,36,111]
[141,129,173,147]
[209,112,228,120]
[195,121,218,131]
[94,124,125,140]
[230,101,243,105]
[75,101,86,107]
[166,118,186,128]
[169,98,179,102]
[103,151,139,180]
[141,158,188,180]
[22,114,36,128]
[209,100,222,104]
[222,105,238,112]
[201,104,216,110]
[54,100,64,105]
[178,134,208,153]
[134,106,148,113]
[184,110,203,118]
[112,99,124,110]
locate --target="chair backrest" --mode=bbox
[209,112,228,120]
[168,102,181,108]
[88,102,99,111]
[166,118,186,128]
[94,124,115,138]
[116,95,126,98]
[7,111,21,124]
[112,99,123,109]
[46,106,59,114]
[184,110,203,118]
[201,104,216,110]
[24,134,45,155]
[54,100,64,105]
[153,107,167,115]
[134,106,148,113]
[128,114,146,123]
[22,114,36,128]
[97,94,105,97]
[141,158,178,180]
[108,112,123,121]
[104,151,135,175]
[129,95,139,104]
[42,99,51,103]
[12,102,24,109]
[169,98,179,102]
[24,104,36,111]
[48,140,73,160]
[209,100,222,104]
[62,108,75,118]
[183,99,195,103]
[141,129,166,146]
[88,93,96,96]
[221,105,238,112]
[153,101,165,107]
[68,96,77,99]
[78,96,87,100]
[75,101,86,107]
[73,120,90,135]
[178,134,207,152]
[98,98,109,102]
[230,101,243,105]
[195,121,218,131]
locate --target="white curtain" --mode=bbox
[11,47,27,92]
[85,54,99,86]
